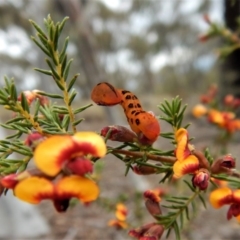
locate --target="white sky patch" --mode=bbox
[151,46,192,72]
[0,0,22,7]
[100,0,131,11]
[0,25,32,59]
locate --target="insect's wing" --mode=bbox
[91,82,122,106]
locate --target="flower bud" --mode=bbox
[211,154,236,174]
[0,168,50,189]
[133,165,158,175]
[224,94,234,106]
[32,90,49,106]
[1,171,31,189]
[65,157,93,176]
[25,132,46,150]
[192,104,208,118]
[192,168,210,190]
[128,222,156,239]
[101,125,137,142]
[142,224,164,240]
[227,203,240,220]
[18,90,36,105]
[144,190,162,218]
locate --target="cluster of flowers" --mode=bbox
[0,131,106,212]
[171,128,240,223]
[192,84,240,133]
[102,123,240,235]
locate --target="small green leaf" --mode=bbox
[59,17,69,34]
[183,179,195,192]
[34,68,52,76]
[198,194,207,209]
[31,36,51,57]
[20,92,30,113]
[53,24,59,51]
[67,74,79,92]
[45,59,60,80]
[29,19,47,38]
[73,118,84,126]
[68,90,77,105]
[60,37,69,62]
[63,59,73,80]
[74,104,92,114]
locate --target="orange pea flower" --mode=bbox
[14,175,99,212]
[209,187,240,221]
[173,128,199,179]
[108,203,128,229]
[34,132,107,176]
[192,104,208,118]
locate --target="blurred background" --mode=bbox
[0,0,223,98]
[1,0,240,239]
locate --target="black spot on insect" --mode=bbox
[122,90,130,95]
[137,104,141,108]
[131,110,136,115]
[97,83,101,86]
[125,95,131,100]
[136,119,140,125]
[135,112,140,116]
[131,118,133,124]
[132,95,138,100]
[128,103,134,108]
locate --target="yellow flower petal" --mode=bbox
[116,203,128,221]
[55,175,99,203]
[192,104,208,118]
[73,132,107,157]
[209,187,233,209]
[14,177,54,204]
[175,128,189,161]
[34,135,75,176]
[175,128,188,143]
[108,219,128,229]
[173,155,199,179]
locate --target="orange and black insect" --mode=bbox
[91,82,160,144]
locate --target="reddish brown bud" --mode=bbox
[192,168,210,190]
[1,171,31,189]
[65,157,93,176]
[224,94,234,106]
[129,223,164,240]
[101,125,137,142]
[227,203,240,220]
[128,222,157,239]
[25,132,46,150]
[32,90,49,106]
[18,90,36,105]
[133,165,158,175]
[211,154,236,174]
[142,224,164,240]
[145,198,162,218]
[0,169,52,189]
[200,95,211,104]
